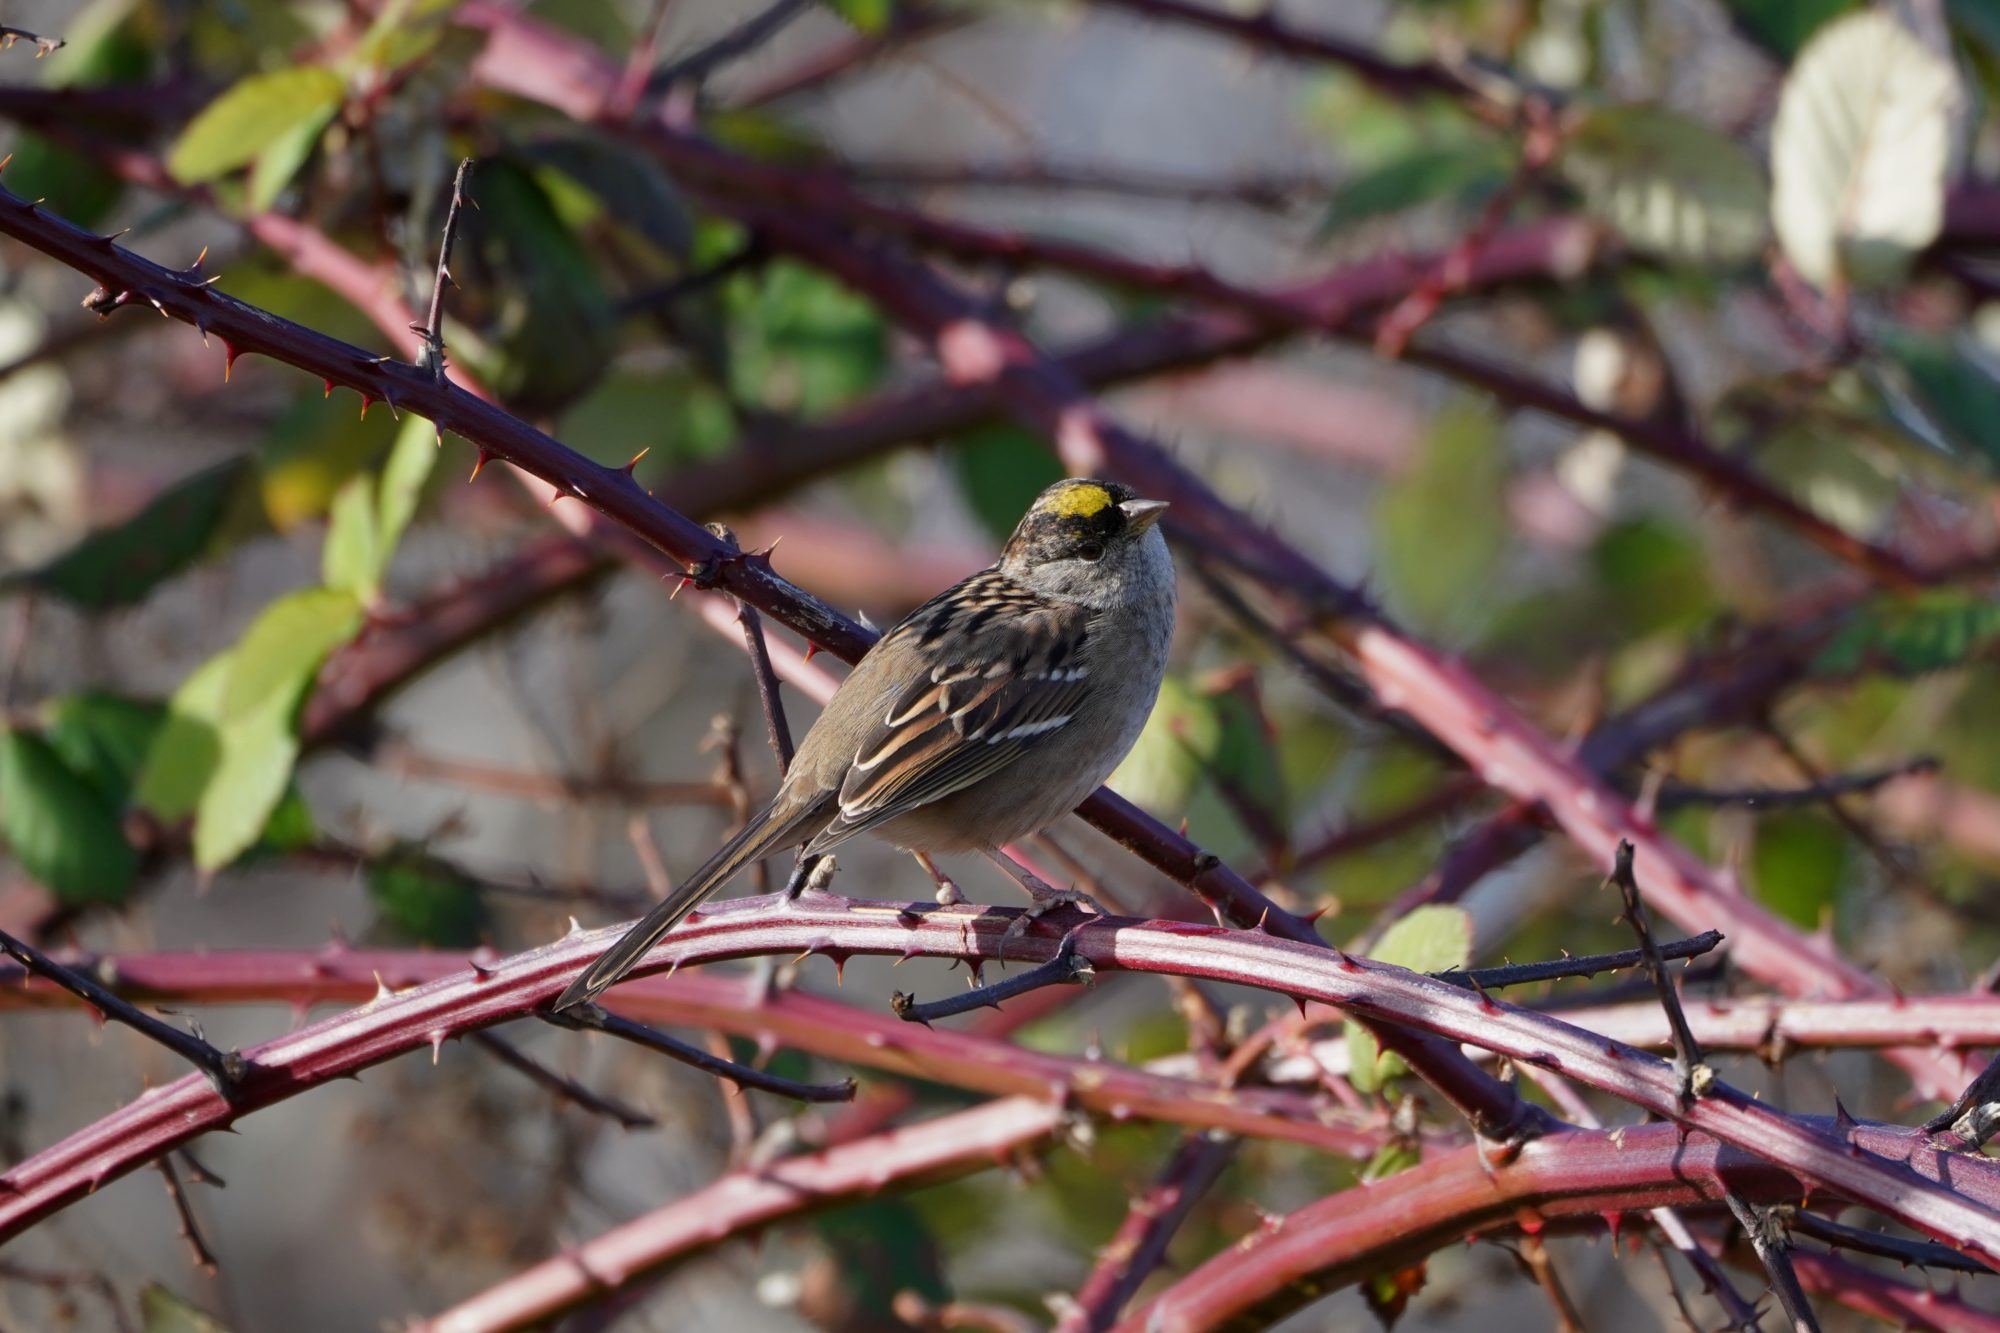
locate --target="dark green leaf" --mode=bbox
[1751,810,1848,929]
[1589,516,1716,637]
[1320,141,1510,235]
[1725,0,1856,57]
[2,135,121,228]
[367,853,487,947]
[558,370,736,472]
[168,65,346,184]
[947,425,1066,543]
[1817,592,2000,677]
[40,692,165,806]
[5,457,254,608]
[525,137,692,261]
[450,159,616,414]
[0,726,138,906]
[1881,331,2000,470]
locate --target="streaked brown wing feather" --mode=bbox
[806,569,1094,849]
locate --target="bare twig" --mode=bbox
[1606,842,1713,1104]
[469,1030,657,1129]
[0,929,245,1096]
[544,1001,855,1103]
[1437,930,1725,992]
[735,599,795,773]
[1726,1193,1821,1333]
[155,1156,217,1275]
[1783,1208,1991,1275]
[893,931,1096,1024]
[412,157,473,383]
[1655,758,1938,811]
[645,0,815,93]
[375,738,735,807]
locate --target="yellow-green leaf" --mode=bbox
[168,65,344,185]
[1348,905,1472,1093]
[322,475,381,598]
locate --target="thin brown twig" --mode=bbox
[469,1029,657,1129]
[412,157,474,383]
[735,599,795,774]
[1655,757,1938,811]
[375,738,736,807]
[155,1156,217,1275]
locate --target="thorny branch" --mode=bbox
[542,1000,856,1103]
[0,928,245,1096]
[413,157,474,384]
[1726,1192,1821,1333]
[1607,842,1714,1104]
[153,1155,218,1277]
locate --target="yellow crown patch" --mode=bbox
[1041,482,1112,518]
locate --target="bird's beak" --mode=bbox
[1119,498,1170,532]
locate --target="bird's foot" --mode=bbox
[998,879,1105,961]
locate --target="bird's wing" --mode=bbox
[808,570,1097,849]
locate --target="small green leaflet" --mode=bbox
[1817,592,2000,677]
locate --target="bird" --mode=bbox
[553,477,1175,1013]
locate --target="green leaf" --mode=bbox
[1770,11,1960,291]
[259,388,403,529]
[367,852,487,947]
[1816,592,2000,677]
[1588,516,1717,638]
[525,137,692,261]
[0,726,138,905]
[1752,811,1848,929]
[558,370,735,472]
[135,589,362,870]
[1375,404,1505,635]
[451,158,616,414]
[322,475,382,598]
[1348,905,1471,1093]
[168,65,346,185]
[1361,1137,1422,1183]
[134,655,233,822]
[947,425,1067,543]
[728,259,888,416]
[245,102,336,211]
[2,135,122,228]
[1107,676,1219,821]
[1880,331,2000,470]
[1561,105,1767,264]
[4,457,255,609]
[1320,141,1511,235]
[222,587,365,721]
[376,412,438,560]
[826,0,894,31]
[192,720,300,872]
[40,692,165,806]
[140,1284,232,1333]
[1724,0,1856,58]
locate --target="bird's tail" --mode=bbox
[552,801,822,1012]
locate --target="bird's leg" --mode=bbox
[910,852,966,906]
[984,846,1105,958]
[780,853,833,902]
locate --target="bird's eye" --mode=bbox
[1078,541,1105,562]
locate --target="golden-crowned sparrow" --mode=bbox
[553,478,1175,1011]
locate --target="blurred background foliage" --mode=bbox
[2,0,2000,1328]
